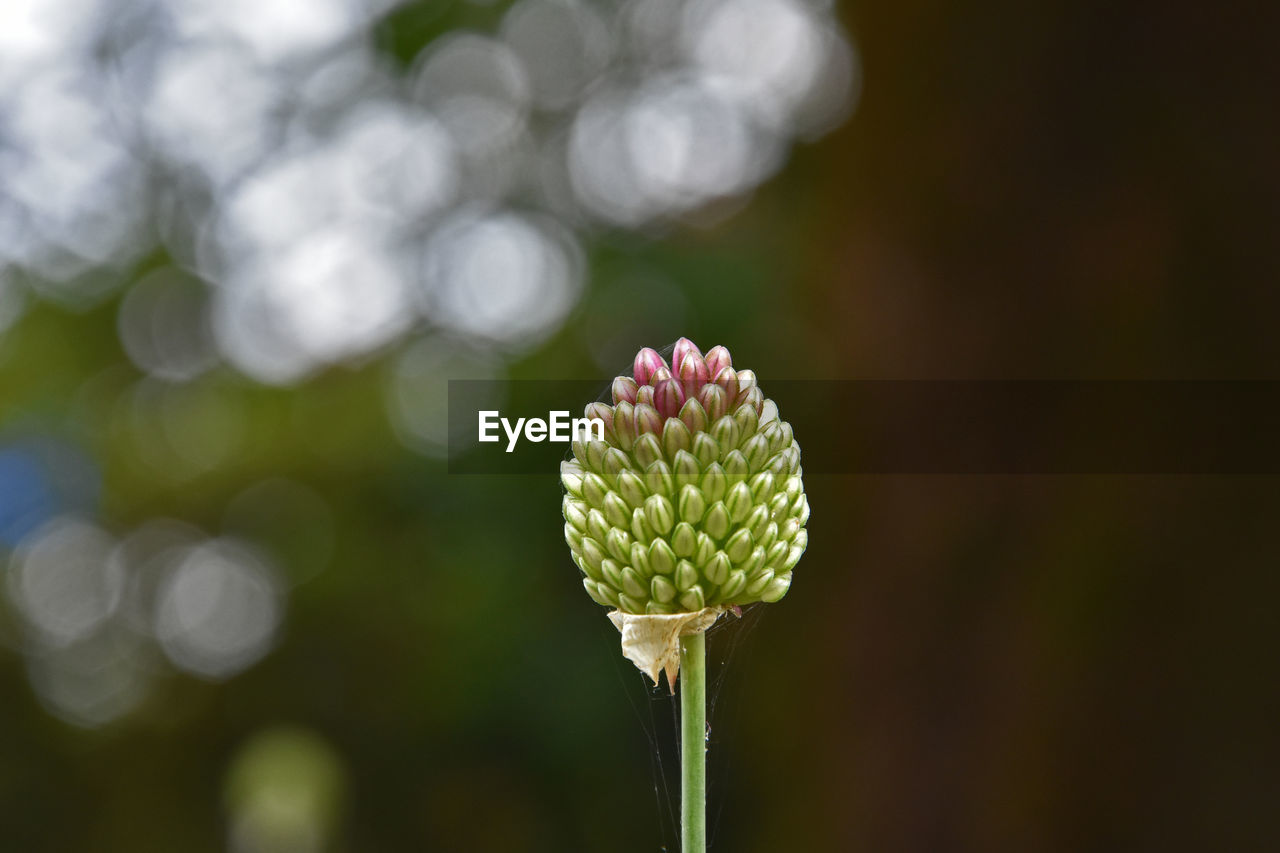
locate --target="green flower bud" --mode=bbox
[644,494,675,535]
[724,482,753,524]
[749,471,776,504]
[762,573,792,603]
[674,559,699,591]
[586,509,610,545]
[733,403,758,442]
[725,528,754,564]
[648,539,677,575]
[563,341,809,613]
[765,540,788,570]
[700,463,728,504]
[704,551,731,585]
[561,461,585,497]
[630,542,652,576]
[602,492,631,530]
[584,578,613,607]
[739,545,766,578]
[612,403,636,452]
[744,504,771,541]
[662,418,693,459]
[741,434,770,473]
[703,502,731,540]
[720,570,747,600]
[631,507,655,544]
[711,416,740,452]
[698,383,728,422]
[579,537,606,579]
[644,460,675,498]
[679,586,706,612]
[692,532,715,567]
[618,593,646,613]
[691,433,719,468]
[671,449,700,485]
[671,522,697,558]
[602,447,631,485]
[601,558,625,589]
[565,523,583,553]
[582,472,609,507]
[796,496,811,526]
[678,485,706,525]
[745,569,775,598]
[620,567,648,599]
[756,520,778,553]
[605,527,633,564]
[680,397,709,434]
[781,542,805,572]
[564,498,589,532]
[632,432,663,468]
[651,574,678,604]
[769,492,791,522]
[723,450,749,484]
[584,438,609,473]
[616,469,648,509]
[589,579,619,607]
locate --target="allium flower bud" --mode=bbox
[563,340,809,617]
[704,345,732,378]
[677,352,710,398]
[633,348,667,386]
[612,377,639,405]
[672,337,702,371]
[654,378,686,419]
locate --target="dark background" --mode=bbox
[2,1,1279,850]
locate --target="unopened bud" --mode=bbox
[633,347,667,386]
[704,345,732,378]
[654,378,685,419]
[612,376,639,405]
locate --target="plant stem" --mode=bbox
[680,631,706,853]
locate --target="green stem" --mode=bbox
[680,631,706,853]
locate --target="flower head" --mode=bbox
[563,339,809,614]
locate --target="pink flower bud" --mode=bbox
[653,378,686,419]
[678,353,710,397]
[672,338,702,372]
[704,345,732,378]
[696,383,728,422]
[584,402,616,442]
[612,376,639,405]
[635,385,655,408]
[633,348,667,386]
[712,366,739,402]
[649,366,673,386]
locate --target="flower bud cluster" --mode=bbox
[563,339,809,614]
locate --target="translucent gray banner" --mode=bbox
[447,380,1280,474]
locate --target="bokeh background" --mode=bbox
[2,0,1278,850]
